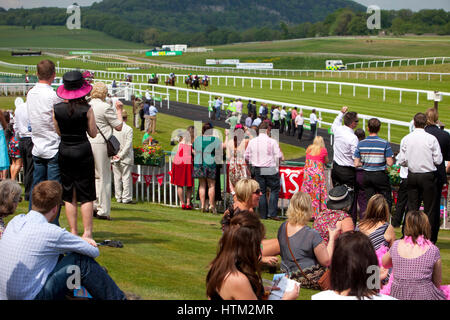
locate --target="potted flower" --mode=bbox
[134,144,165,167]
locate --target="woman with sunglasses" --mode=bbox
[221,178,280,265]
[0,179,22,239]
[207,213,299,300]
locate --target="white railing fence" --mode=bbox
[1,60,449,82]
[92,80,450,142]
[153,73,450,105]
[347,57,450,69]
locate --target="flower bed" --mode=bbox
[134,144,165,167]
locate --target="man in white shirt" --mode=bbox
[309,109,318,140]
[112,111,134,204]
[0,181,126,300]
[235,98,243,123]
[14,97,33,201]
[331,106,359,222]
[26,60,63,224]
[397,112,442,236]
[295,111,304,141]
[280,107,287,135]
[272,106,281,130]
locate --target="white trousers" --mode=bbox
[113,162,133,203]
[91,142,112,217]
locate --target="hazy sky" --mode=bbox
[1,0,449,10]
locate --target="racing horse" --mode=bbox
[191,76,200,90]
[185,76,193,88]
[165,75,176,86]
[148,76,159,84]
[200,78,209,90]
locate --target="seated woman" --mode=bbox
[278,192,341,279]
[313,185,354,245]
[312,231,396,300]
[221,178,278,266]
[0,179,22,238]
[206,213,299,300]
[356,194,396,294]
[382,211,450,300]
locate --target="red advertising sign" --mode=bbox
[279,166,304,199]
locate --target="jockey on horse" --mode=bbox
[201,74,209,90]
[148,73,158,84]
[185,73,193,88]
[165,72,176,86]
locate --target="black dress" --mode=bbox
[54,102,96,203]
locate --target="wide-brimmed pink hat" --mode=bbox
[57,71,92,100]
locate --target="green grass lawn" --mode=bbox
[6,196,450,300]
[0,26,148,50]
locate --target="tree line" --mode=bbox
[0,5,448,47]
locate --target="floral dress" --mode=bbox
[227,139,249,187]
[301,147,328,219]
[313,208,350,245]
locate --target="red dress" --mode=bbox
[171,143,194,187]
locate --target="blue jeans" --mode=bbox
[29,154,61,226]
[34,253,126,300]
[215,106,221,120]
[254,167,280,219]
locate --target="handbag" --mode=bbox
[285,223,331,291]
[96,125,120,157]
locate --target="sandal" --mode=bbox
[97,240,123,248]
[186,204,193,210]
[181,204,186,210]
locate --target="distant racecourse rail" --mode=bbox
[346,57,450,69]
[1,59,450,82]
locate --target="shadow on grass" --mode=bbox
[93,232,170,245]
[111,216,171,223]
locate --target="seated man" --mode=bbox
[0,181,126,300]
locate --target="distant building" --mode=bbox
[162,44,187,52]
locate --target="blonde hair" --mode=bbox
[306,136,325,157]
[286,192,312,225]
[90,82,108,100]
[235,179,260,204]
[425,108,438,126]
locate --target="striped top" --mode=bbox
[356,222,390,250]
[354,136,393,171]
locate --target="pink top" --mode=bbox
[291,109,298,119]
[245,133,283,168]
[306,147,328,163]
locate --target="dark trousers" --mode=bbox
[274,120,280,129]
[355,169,367,220]
[29,154,61,226]
[407,171,439,242]
[280,119,285,134]
[363,170,393,212]
[392,178,408,228]
[291,120,296,136]
[310,123,317,140]
[34,253,125,300]
[19,137,34,201]
[287,120,292,135]
[297,125,304,141]
[254,167,280,219]
[331,162,357,223]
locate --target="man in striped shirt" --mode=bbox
[354,118,394,212]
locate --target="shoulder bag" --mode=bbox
[285,222,331,291]
[97,125,120,157]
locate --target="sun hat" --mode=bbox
[14,97,24,108]
[326,185,353,211]
[56,71,92,100]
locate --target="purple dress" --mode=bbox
[390,240,447,300]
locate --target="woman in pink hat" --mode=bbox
[53,71,98,244]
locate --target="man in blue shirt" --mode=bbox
[0,181,126,300]
[354,118,394,212]
[214,96,223,120]
[149,103,158,134]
